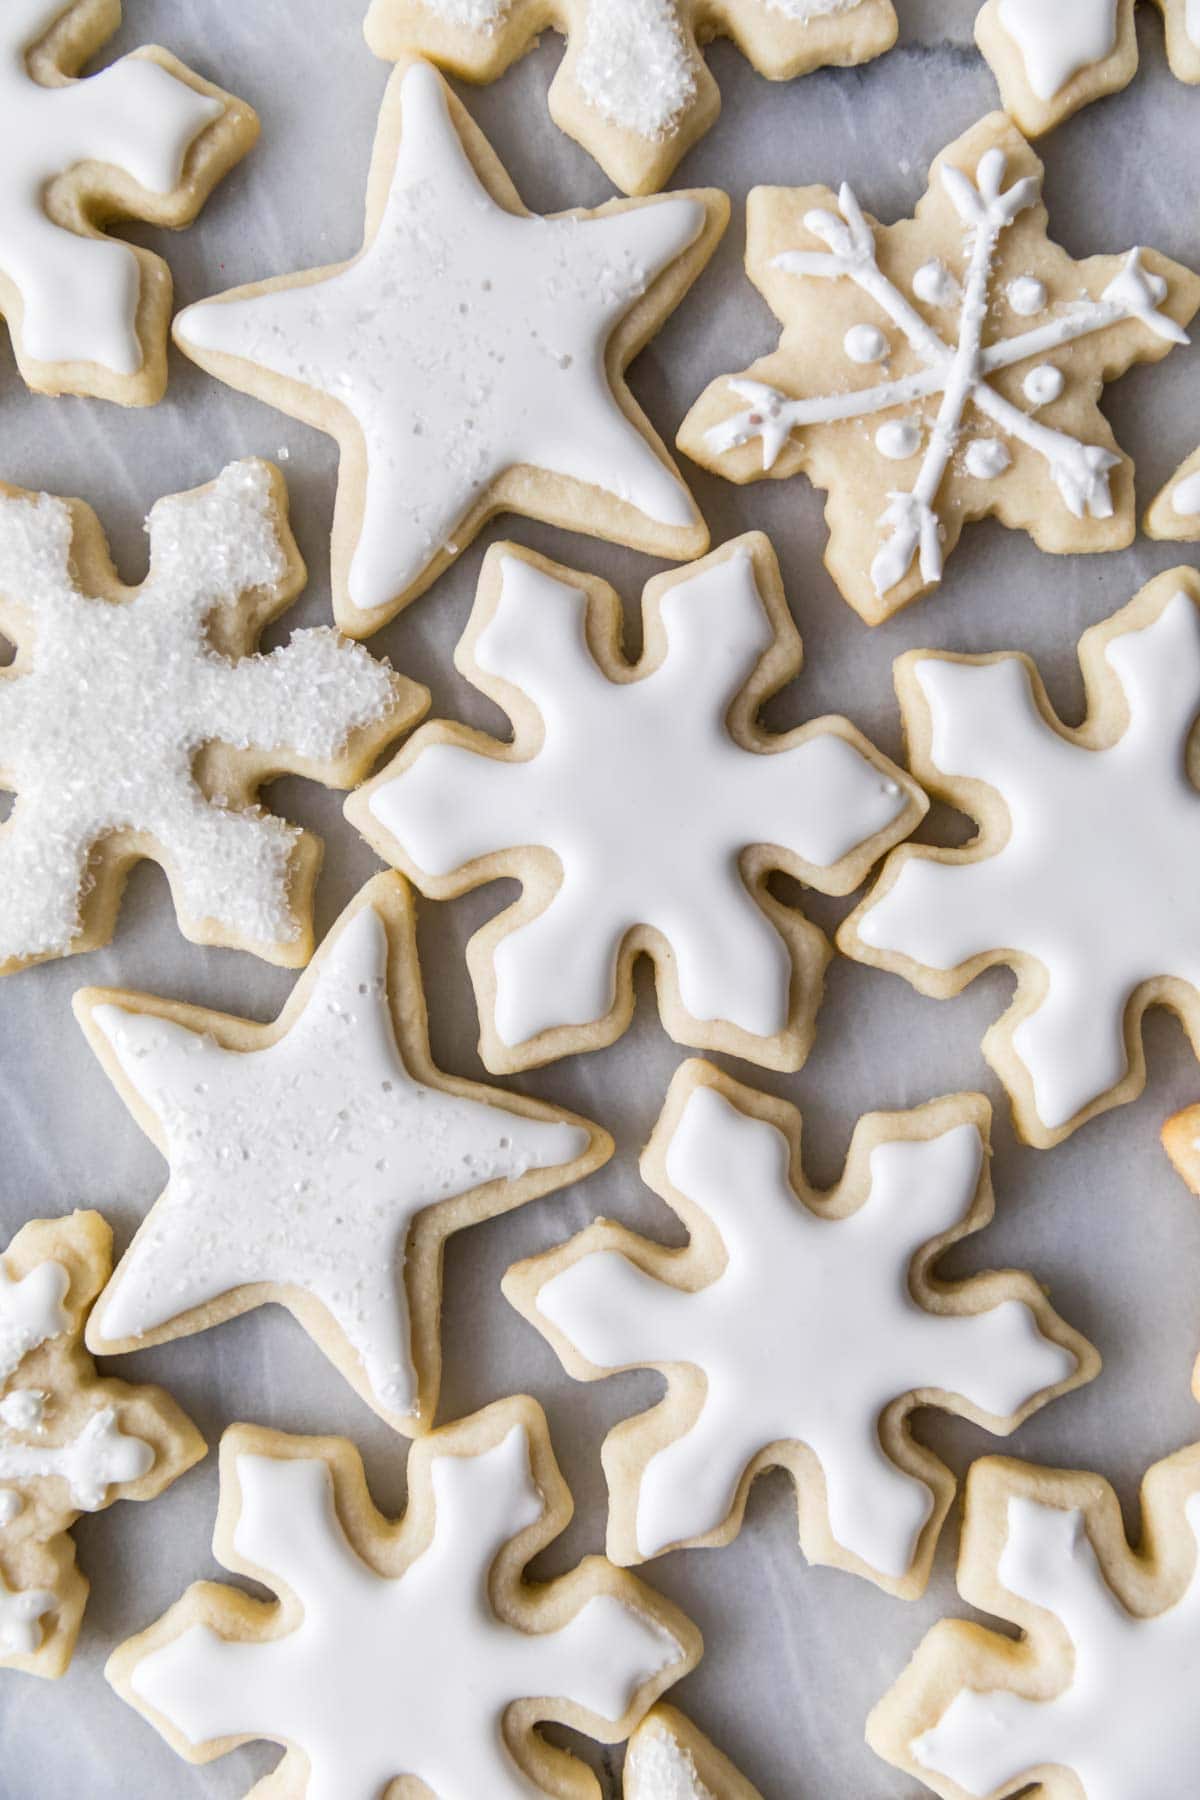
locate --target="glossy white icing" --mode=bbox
[1174,469,1200,515]
[0,1404,152,1510]
[996,0,1119,100]
[0,1259,68,1380]
[0,1573,56,1655]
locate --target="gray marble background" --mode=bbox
[1,1,1199,1793]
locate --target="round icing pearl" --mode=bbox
[1007,276,1047,316]
[1023,364,1065,406]
[965,438,1011,480]
[912,260,958,307]
[876,419,922,460]
[1174,472,1200,517]
[844,323,888,363]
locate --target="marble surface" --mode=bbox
[1,1,1199,1794]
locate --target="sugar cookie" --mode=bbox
[107,1395,700,1799]
[504,1063,1095,1598]
[364,0,898,196]
[842,568,1200,1148]
[678,113,1200,626]
[1147,443,1200,542]
[0,1209,203,1678]
[73,873,610,1435]
[349,535,925,1075]
[174,59,726,638]
[625,1704,763,1800]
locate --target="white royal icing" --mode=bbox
[130,1423,680,1800]
[366,546,910,1050]
[0,1573,56,1655]
[0,1402,152,1511]
[175,63,704,619]
[705,147,1187,600]
[912,260,960,309]
[625,1717,715,1799]
[0,1390,44,1432]
[1023,362,1064,404]
[0,1258,68,1379]
[0,0,223,372]
[845,322,889,363]
[913,1492,1200,1799]
[855,590,1200,1133]
[535,1086,1074,1579]
[1007,275,1047,315]
[1174,469,1200,516]
[89,904,589,1420]
[0,459,402,965]
[0,1489,22,1526]
[995,0,1119,100]
[1190,0,1200,48]
[877,419,922,459]
[965,438,1011,479]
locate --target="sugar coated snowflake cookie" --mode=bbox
[868,1445,1200,1800]
[0,1208,203,1678]
[504,1063,1094,1597]
[174,60,726,639]
[107,1395,700,1800]
[678,113,1200,626]
[0,457,420,977]
[976,1,1200,138]
[625,1704,763,1800]
[364,0,898,197]
[73,873,609,1434]
[0,0,258,404]
[842,567,1200,1148]
[349,535,925,1075]
[1147,443,1200,542]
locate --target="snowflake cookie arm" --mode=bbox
[625,1703,764,1800]
[363,0,897,197]
[107,1396,700,1800]
[503,1063,1095,1598]
[867,1444,1200,1800]
[349,534,925,1077]
[677,112,1200,627]
[0,1208,204,1679]
[1,0,258,403]
[73,874,610,1435]
[842,566,1200,1148]
[1147,443,1200,543]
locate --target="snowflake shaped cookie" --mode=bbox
[0,0,258,403]
[174,60,726,639]
[504,1064,1093,1597]
[976,0,1200,137]
[0,458,419,977]
[679,113,1200,626]
[350,536,924,1075]
[1148,443,1200,543]
[869,1445,1200,1800]
[73,874,608,1434]
[364,0,898,196]
[625,1705,763,1800]
[842,567,1200,1147]
[0,1209,203,1678]
[108,1396,699,1800]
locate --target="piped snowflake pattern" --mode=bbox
[842,568,1200,1147]
[364,0,898,195]
[110,1398,698,1800]
[351,536,924,1075]
[0,458,420,975]
[679,113,1200,625]
[0,0,257,400]
[0,1210,203,1678]
[504,1066,1092,1596]
[869,1447,1200,1800]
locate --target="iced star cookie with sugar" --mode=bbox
[841,567,1200,1148]
[0,1209,203,1678]
[504,1064,1095,1598]
[1147,443,1200,543]
[0,0,258,404]
[868,1445,1200,1800]
[625,1705,763,1799]
[0,457,421,977]
[678,113,1200,626]
[976,1,1200,138]
[73,874,609,1435]
[174,59,726,639]
[349,535,925,1075]
[364,0,898,197]
[108,1395,700,1800]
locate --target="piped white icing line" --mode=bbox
[0,1573,56,1655]
[89,904,588,1420]
[175,63,704,618]
[855,590,1200,1133]
[1174,470,1200,516]
[0,0,223,372]
[996,0,1119,100]
[130,1424,681,1800]
[625,1717,715,1799]
[705,149,1187,599]
[0,1404,152,1511]
[912,1493,1200,1798]
[0,1259,68,1379]
[365,547,910,1048]
[0,459,402,965]
[535,1086,1074,1579]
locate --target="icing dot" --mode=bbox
[1007,276,1047,316]
[0,1390,44,1432]
[1173,472,1200,518]
[876,419,922,460]
[965,439,1011,480]
[1023,364,1065,406]
[912,260,958,307]
[844,323,888,363]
